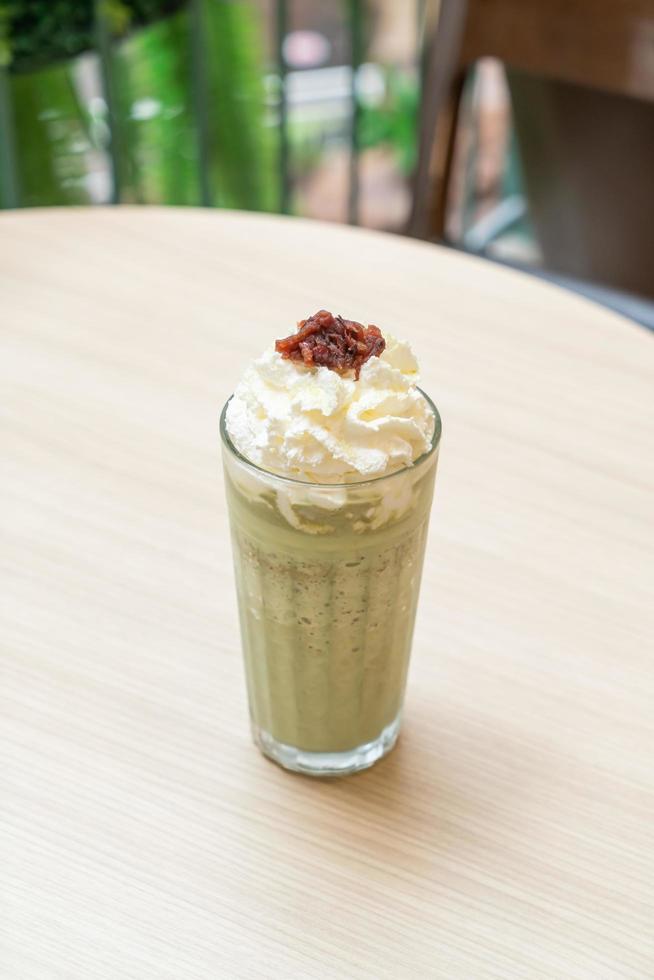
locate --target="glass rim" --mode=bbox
[219,387,441,490]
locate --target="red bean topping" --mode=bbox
[275,310,386,380]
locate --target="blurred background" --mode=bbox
[1,0,652,315]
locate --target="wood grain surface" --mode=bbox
[1,208,653,979]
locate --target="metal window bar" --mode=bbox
[189,0,213,206]
[94,0,122,204]
[416,0,428,97]
[0,66,19,208]
[347,0,362,225]
[276,0,290,214]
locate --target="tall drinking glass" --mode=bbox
[221,393,441,776]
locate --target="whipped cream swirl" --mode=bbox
[225,334,434,483]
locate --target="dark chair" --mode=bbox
[411,0,654,303]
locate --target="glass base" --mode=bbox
[251,714,401,777]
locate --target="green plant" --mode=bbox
[112,8,200,204]
[359,68,419,176]
[2,0,275,211]
[4,1,185,72]
[12,59,92,205]
[199,0,275,210]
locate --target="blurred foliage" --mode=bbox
[2,4,419,217]
[0,7,11,68]
[12,60,92,205]
[199,0,275,209]
[359,68,419,176]
[3,0,275,210]
[4,1,185,72]
[112,8,199,204]
[287,119,325,177]
[113,2,275,209]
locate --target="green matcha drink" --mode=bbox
[221,310,441,776]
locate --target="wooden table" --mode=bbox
[1,208,652,979]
